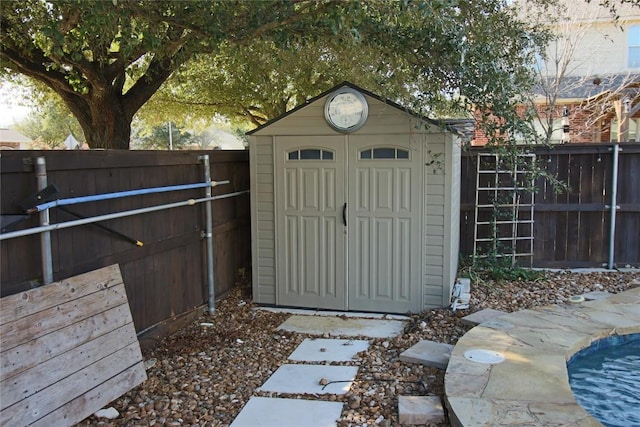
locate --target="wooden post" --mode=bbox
[614,98,630,142]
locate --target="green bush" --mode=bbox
[459,255,544,284]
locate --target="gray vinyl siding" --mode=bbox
[444,136,461,306]
[250,137,276,303]
[423,133,448,309]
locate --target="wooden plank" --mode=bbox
[566,212,580,262]
[1,303,132,381]
[587,212,607,264]
[579,154,596,204]
[535,203,607,212]
[534,260,606,269]
[1,283,128,351]
[0,264,121,326]
[617,152,640,205]
[30,363,147,427]
[1,343,142,425]
[0,265,147,427]
[616,212,640,265]
[0,324,137,410]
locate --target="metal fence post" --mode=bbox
[607,143,620,270]
[35,157,54,284]
[199,155,216,314]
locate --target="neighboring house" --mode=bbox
[539,1,640,143]
[0,128,32,149]
[182,129,247,150]
[472,1,640,145]
[201,129,246,150]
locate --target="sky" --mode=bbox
[0,82,32,127]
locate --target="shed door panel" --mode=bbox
[347,136,422,312]
[275,137,346,310]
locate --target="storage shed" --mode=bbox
[248,82,462,313]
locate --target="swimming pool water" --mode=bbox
[567,334,640,427]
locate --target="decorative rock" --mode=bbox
[398,396,444,425]
[349,396,361,409]
[94,407,120,419]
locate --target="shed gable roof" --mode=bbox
[246,81,468,137]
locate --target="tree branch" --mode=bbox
[1,44,80,97]
[122,54,180,118]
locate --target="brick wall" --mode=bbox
[470,103,639,145]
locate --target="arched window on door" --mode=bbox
[359,147,410,160]
[287,148,334,160]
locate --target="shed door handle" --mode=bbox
[342,203,347,226]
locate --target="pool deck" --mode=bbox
[445,286,640,426]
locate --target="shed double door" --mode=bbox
[275,135,421,313]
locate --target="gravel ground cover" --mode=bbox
[77,270,639,427]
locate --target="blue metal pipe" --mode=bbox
[27,180,230,213]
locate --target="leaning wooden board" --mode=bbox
[0,264,147,426]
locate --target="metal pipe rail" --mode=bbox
[0,191,249,241]
[26,180,230,214]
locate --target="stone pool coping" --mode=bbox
[444,287,640,426]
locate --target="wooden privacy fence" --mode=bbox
[460,143,640,268]
[0,150,251,339]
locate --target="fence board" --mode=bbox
[461,143,640,268]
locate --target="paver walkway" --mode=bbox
[230,318,381,427]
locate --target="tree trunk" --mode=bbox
[80,112,133,150]
[63,87,134,149]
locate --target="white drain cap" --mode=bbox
[463,349,505,364]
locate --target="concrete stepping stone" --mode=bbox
[399,340,454,369]
[257,364,359,395]
[230,396,343,427]
[398,395,444,425]
[288,338,370,362]
[277,315,405,338]
[461,308,507,326]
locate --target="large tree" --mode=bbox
[139,39,406,128]
[1,0,356,148]
[2,0,564,149]
[145,0,550,139]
